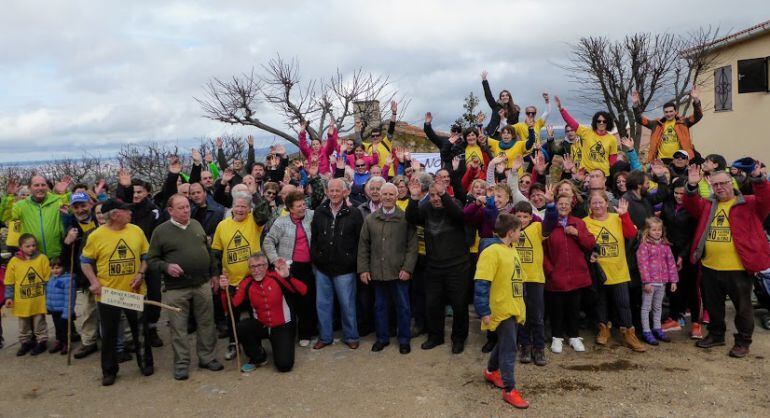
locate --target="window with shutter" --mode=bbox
[714,65,732,111]
[737,58,768,93]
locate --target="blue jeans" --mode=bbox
[373,280,411,345]
[488,316,518,391]
[314,269,359,344]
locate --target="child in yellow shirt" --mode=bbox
[4,233,51,356]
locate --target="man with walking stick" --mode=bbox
[147,194,224,381]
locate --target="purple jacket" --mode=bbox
[636,239,679,284]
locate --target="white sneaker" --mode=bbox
[550,337,564,354]
[299,339,311,347]
[569,337,585,352]
[224,344,236,360]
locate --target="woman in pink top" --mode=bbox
[298,119,338,176]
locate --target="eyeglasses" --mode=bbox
[519,180,531,185]
[526,112,536,116]
[596,119,607,124]
[711,181,732,189]
[356,164,367,168]
[249,263,268,269]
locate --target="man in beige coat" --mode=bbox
[358,183,418,354]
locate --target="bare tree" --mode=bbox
[196,54,407,146]
[565,27,721,150]
[672,26,723,114]
[116,141,180,188]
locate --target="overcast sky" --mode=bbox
[0,0,766,162]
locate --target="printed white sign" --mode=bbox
[410,153,442,174]
[101,287,144,311]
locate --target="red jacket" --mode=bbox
[543,214,596,292]
[231,272,308,328]
[683,176,770,274]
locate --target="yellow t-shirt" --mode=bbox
[513,119,546,148]
[569,138,583,170]
[488,139,528,170]
[5,254,50,317]
[396,198,409,212]
[584,214,630,285]
[365,135,394,176]
[211,213,264,286]
[81,224,149,299]
[658,120,680,160]
[702,199,744,271]
[474,243,526,331]
[576,126,618,175]
[5,219,22,247]
[515,222,545,283]
[465,144,484,165]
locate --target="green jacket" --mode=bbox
[11,193,65,257]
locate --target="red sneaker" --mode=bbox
[483,369,504,388]
[690,323,703,339]
[503,389,529,409]
[661,318,682,332]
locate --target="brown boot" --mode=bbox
[596,323,611,346]
[620,327,646,352]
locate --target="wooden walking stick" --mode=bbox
[66,246,76,366]
[222,274,242,369]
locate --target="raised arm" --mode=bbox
[554,96,579,131]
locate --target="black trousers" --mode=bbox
[51,312,67,343]
[237,319,295,372]
[701,267,755,346]
[357,278,375,336]
[669,261,701,322]
[98,303,153,377]
[596,282,633,328]
[546,290,581,339]
[290,262,317,341]
[424,263,469,343]
[145,271,162,327]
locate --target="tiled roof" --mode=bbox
[681,19,770,55]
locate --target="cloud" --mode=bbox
[0,0,765,162]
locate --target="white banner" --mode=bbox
[409,153,442,174]
[101,287,144,311]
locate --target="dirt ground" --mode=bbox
[1,302,769,418]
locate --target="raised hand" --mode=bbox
[631,90,640,106]
[299,120,308,133]
[616,198,629,215]
[395,146,405,162]
[339,141,349,155]
[327,115,337,135]
[476,111,486,125]
[651,159,668,177]
[53,176,72,195]
[620,137,634,151]
[511,155,524,172]
[118,168,132,187]
[546,124,554,139]
[94,179,106,195]
[221,168,234,185]
[273,143,286,155]
[562,154,575,173]
[690,85,700,103]
[687,164,701,186]
[307,160,319,178]
[481,70,488,81]
[533,151,547,174]
[204,151,213,163]
[424,112,433,124]
[410,158,421,174]
[5,177,19,195]
[554,95,562,110]
[215,137,223,149]
[452,155,461,171]
[545,184,555,203]
[247,135,254,146]
[274,258,290,278]
[192,148,202,164]
[542,92,550,103]
[490,154,506,167]
[168,155,182,174]
[448,132,460,145]
[390,100,398,114]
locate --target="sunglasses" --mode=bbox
[596,119,607,124]
[356,164,366,168]
[674,154,688,160]
[526,112,536,116]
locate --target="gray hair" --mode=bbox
[381,183,398,194]
[417,173,433,193]
[328,178,351,192]
[366,176,386,191]
[231,192,253,207]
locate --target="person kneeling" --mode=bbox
[474,214,529,409]
[224,254,306,373]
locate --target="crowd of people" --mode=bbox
[2,72,770,410]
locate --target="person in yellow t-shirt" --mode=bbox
[512,201,547,366]
[555,96,618,176]
[657,119,680,160]
[474,213,529,408]
[513,93,551,150]
[584,192,646,352]
[4,233,51,355]
[685,168,769,356]
[487,126,520,169]
[79,199,152,385]
[211,196,264,287]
